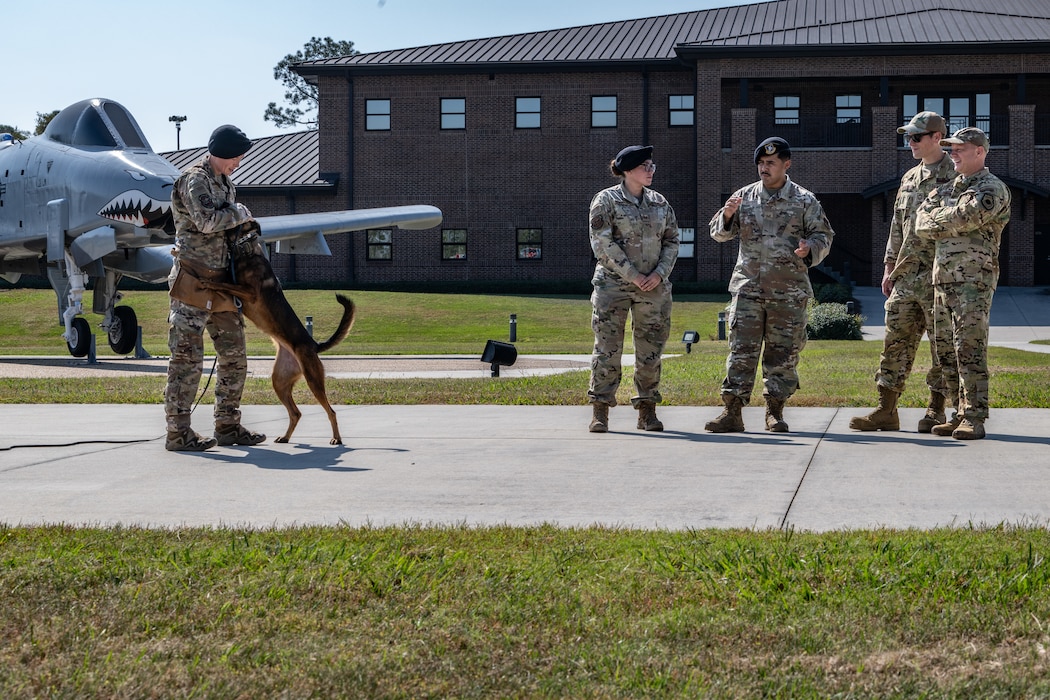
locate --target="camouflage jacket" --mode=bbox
[710,176,834,301]
[915,168,1011,287]
[589,183,679,287]
[171,156,251,271]
[886,153,957,283]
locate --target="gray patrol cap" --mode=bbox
[940,127,990,149]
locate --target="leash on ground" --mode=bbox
[1,438,154,453]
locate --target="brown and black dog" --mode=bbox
[199,221,355,445]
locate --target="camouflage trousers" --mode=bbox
[720,295,808,403]
[588,282,672,407]
[164,299,248,432]
[876,274,951,395]
[935,281,994,421]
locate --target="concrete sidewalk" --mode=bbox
[1,285,1047,533]
[2,404,1048,532]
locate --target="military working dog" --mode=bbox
[199,221,355,445]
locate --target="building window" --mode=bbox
[669,95,695,126]
[442,229,467,260]
[836,95,861,124]
[516,97,541,129]
[366,229,392,260]
[904,93,992,139]
[678,228,695,258]
[517,228,542,259]
[591,96,617,128]
[365,99,390,131]
[441,98,466,130]
[775,95,800,125]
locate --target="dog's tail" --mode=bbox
[316,294,356,354]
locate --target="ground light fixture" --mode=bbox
[681,330,699,353]
[481,340,517,377]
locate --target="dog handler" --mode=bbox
[163,124,266,451]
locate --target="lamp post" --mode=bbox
[168,115,187,150]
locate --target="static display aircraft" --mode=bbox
[0,98,441,356]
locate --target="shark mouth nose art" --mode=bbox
[98,190,172,227]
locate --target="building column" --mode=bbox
[868,105,900,286]
[1007,104,1035,286]
[730,108,757,188]
[695,65,724,283]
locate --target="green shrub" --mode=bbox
[807,301,863,340]
[812,282,853,304]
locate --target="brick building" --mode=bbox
[174,0,1050,288]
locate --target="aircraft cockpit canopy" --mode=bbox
[44,98,152,151]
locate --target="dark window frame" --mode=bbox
[678,227,695,259]
[774,94,800,125]
[365,99,391,131]
[441,97,466,130]
[835,94,862,124]
[441,229,468,260]
[516,228,543,260]
[366,229,393,261]
[669,95,695,127]
[516,96,541,129]
[591,96,617,128]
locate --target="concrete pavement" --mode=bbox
[1,286,1048,532]
[1,404,1048,531]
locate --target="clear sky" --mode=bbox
[5,0,760,153]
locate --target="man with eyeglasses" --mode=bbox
[915,127,1011,440]
[850,111,957,433]
[705,137,834,433]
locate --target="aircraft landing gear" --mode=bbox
[66,317,92,358]
[106,305,138,355]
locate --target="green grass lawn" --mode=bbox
[3,524,1050,698]
[3,288,1050,697]
[1,288,1047,408]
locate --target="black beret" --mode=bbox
[614,145,653,173]
[208,124,252,159]
[754,137,791,163]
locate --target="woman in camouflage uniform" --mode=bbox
[587,145,679,433]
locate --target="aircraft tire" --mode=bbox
[108,306,138,355]
[67,317,92,358]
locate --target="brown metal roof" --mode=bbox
[161,130,333,190]
[297,0,1050,71]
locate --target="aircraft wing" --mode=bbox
[256,205,442,255]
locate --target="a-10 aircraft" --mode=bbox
[0,98,442,356]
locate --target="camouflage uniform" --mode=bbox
[877,153,957,394]
[916,167,1011,423]
[710,176,834,403]
[164,156,253,434]
[588,182,679,406]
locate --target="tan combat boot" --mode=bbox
[952,417,986,440]
[931,413,962,436]
[848,385,900,431]
[215,424,266,446]
[705,395,745,433]
[589,403,609,433]
[765,396,789,432]
[166,428,217,452]
[636,400,664,432]
[917,391,947,434]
